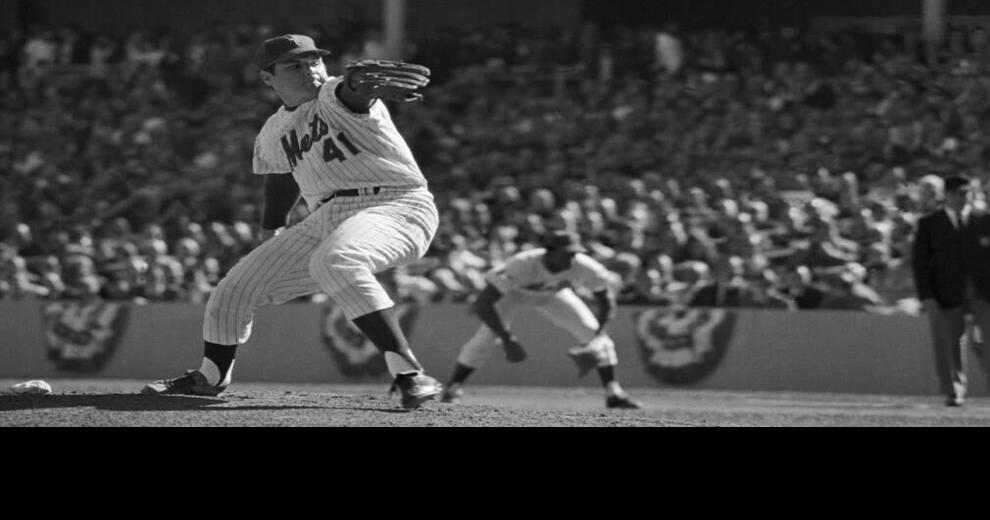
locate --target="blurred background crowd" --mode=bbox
[3,13,990,312]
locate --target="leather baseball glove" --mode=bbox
[344,59,431,102]
[501,335,527,363]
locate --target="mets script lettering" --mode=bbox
[281,115,360,168]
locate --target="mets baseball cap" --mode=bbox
[543,230,588,254]
[259,34,330,70]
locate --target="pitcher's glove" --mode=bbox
[344,59,431,102]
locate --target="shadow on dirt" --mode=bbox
[329,406,421,414]
[0,394,421,413]
[2,394,238,412]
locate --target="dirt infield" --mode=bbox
[2,379,990,426]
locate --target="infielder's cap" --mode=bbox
[944,175,973,193]
[544,230,588,254]
[259,34,330,70]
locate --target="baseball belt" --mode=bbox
[320,186,383,205]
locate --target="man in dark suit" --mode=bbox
[912,175,990,406]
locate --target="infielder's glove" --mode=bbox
[500,335,527,363]
[344,59,431,102]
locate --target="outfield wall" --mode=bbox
[1,300,987,396]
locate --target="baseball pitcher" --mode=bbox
[143,34,443,408]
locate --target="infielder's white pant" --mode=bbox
[204,186,437,345]
[456,288,618,368]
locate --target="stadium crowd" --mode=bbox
[3,20,990,312]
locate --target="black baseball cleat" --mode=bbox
[141,370,227,396]
[390,372,443,409]
[606,393,643,409]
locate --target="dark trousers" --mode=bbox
[927,282,990,397]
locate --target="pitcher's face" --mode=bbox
[262,56,328,107]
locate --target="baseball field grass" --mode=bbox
[2,379,989,426]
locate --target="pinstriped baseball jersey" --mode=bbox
[253,77,427,210]
[201,73,440,345]
[487,249,613,299]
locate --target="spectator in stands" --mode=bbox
[137,237,184,301]
[819,264,886,311]
[20,26,57,88]
[780,265,826,309]
[0,244,52,299]
[739,268,794,309]
[689,255,752,308]
[790,216,858,269]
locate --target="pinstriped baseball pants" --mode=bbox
[203,186,438,345]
